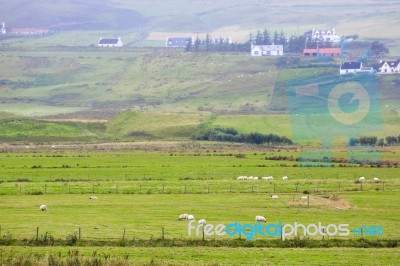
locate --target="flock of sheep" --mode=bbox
[359,176,380,183]
[236,176,288,181]
[178,214,206,226]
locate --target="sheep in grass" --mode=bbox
[89,196,98,200]
[253,176,259,180]
[373,177,380,183]
[39,204,47,211]
[262,176,273,181]
[248,176,254,180]
[359,176,365,183]
[187,214,195,221]
[300,196,308,200]
[282,176,288,181]
[198,219,207,226]
[270,195,279,199]
[178,213,189,220]
[255,215,266,222]
[236,176,247,180]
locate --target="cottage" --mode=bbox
[303,47,341,57]
[305,28,340,43]
[166,37,192,48]
[209,37,232,44]
[98,37,123,47]
[378,60,400,74]
[340,62,362,75]
[251,44,283,56]
[339,62,374,75]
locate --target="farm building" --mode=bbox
[378,60,400,74]
[1,22,6,34]
[166,37,193,48]
[251,44,283,56]
[208,37,232,44]
[9,28,49,35]
[303,47,341,57]
[339,62,374,75]
[305,28,340,43]
[98,37,123,47]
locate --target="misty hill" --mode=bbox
[0,0,399,39]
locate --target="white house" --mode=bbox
[340,62,374,75]
[251,44,283,56]
[98,37,123,47]
[1,22,6,34]
[166,37,193,48]
[378,60,400,74]
[305,28,340,43]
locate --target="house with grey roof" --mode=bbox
[378,60,400,74]
[98,37,123,47]
[166,37,192,48]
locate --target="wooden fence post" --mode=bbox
[78,228,81,240]
[162,227,165,239]
[122,228,126,241]
[36,227,39,241]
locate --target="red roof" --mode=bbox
[303,48,341,54]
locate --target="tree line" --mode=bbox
[349,135,400,146]
[185,28,336,53]
[192,127,293,145]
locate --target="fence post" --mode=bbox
[202,226,205,241]
[122,228,126,241]
[44,185,47,194]
[295,182,299,192]
[307,196,310,208]
[382,182,385,191]
[162,227,165,240]
[208,184,210,193]
[162,184,165,194]
[36,227,39,241]
[360,182,363,191]
[78,228,81,240]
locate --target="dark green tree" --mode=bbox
[273,30,279,45]
[262,28,271,45]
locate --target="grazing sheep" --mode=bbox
[373,177,380,183]
[261,176,273,181]
[178,213,189,220]
[300,196,308,200]
[359,177,365,183]
[255,215,266,222]
[248,176,254,180]
[253,176,259,180]
[198,219,207,226]
[282,176,288,181]
[237,176,247,180]
[89,196,98,200]
[187,214,195,221]
[39,205,47,211]
[270,195,279,199]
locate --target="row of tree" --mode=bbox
[349,135,400,146]
[185,28,338,53]
[192,127,293,145]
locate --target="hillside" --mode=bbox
[0,0,399,39]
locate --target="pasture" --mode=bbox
[0,148,399,264]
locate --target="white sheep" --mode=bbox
[39,204,47,211]
[255,215,266,222]
[187,214,195,221]
[248,176,254,180]
[270,195,279,199]
[198,219,207,226]
[300,196,308,200]
[359,176,365,183]
[236,176,247,180]
[178,213,189,220]
[89,196,98,200]
[373,177,380,183]
[282,176,288,181]
[262,176,273,181]
[253,176,259,180]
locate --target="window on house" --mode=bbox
[254,51,259,55]
[267,51,271,55]
[277,51,280,55]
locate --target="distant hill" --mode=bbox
[0,0,143,30]
[0,0,399,39]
